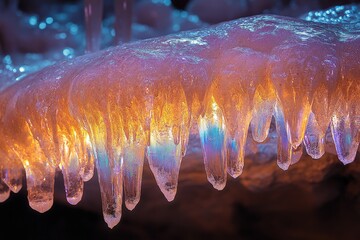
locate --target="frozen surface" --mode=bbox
[0,4,359,228]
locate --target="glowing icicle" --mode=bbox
[114,0,133,44]
[91,126,123,229]
[123,139,145,210]
[118,88,147,210]
[225,105,252,179]
[251,84,275,143]
[147,124,182,202]
[1,167,23,193]
[226,131,247,178]
[269,42,334,148]
[274,104,292,170]
[291,144,303,165]
[56,100,86,204]
[210,47,267,178]
[67,57,126,228]
[15,92,60,171]
[226,137,240,177]
[304,112,325,159]
[84,0,103,52]
[25,160,55,213]
[331,113,359,165]
[95,148,123,228]
[146,80,189,201]
[78,131,95,182]
[0,179,10,203]
[60,145,84,205]
[332,38,360,164]
[199,97,227,190]
[0,88,56,211]
[1,156,24,193]
[307,51,338,159]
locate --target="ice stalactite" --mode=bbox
[0,179,10,203]
[84,0,104,52]
[114,0,133,44]
[304,112,325,159]
[147,85,189,201]
[199,97,227,190]
[0,6,359,228]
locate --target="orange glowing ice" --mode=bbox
[0,11,359,228]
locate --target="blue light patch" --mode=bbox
[45,17,54,25]
[39,22,46,30]
[55,33,67,40]
[63,48,74,57]
[29,16,37,26]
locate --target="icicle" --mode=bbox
[1,167,23,193]
[251,84,275,143]
[331,37,360,164]
[92,125,123,229]
[331,113,359,165]
[146,81,189,201]
[304,112,325,159]
[60,144,84,205]
[123,136,145,210]
[0,154,24,193]
[147,123,182,202]
[0,10,359,229]
[225,102,252,179]
[56,102,87,204]
[67,60,126,228]
[180,123,190,157]
[15,92,60,170]
[269,43,331,148]
[84,0,103,52]
[0,178,10,203]
[95,147,122,228]
[78,131,95,182]
[199,97,227,190]
[25,159,55,213]
[209,47,267,179]
[291,144,303,165]
[114,0,133,44]
[226,132,246,178]
[274,104,292,170]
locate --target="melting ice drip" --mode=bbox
[0,5,359,229]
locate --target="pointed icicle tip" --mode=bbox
[104,215,121,229]
[199,97,228,190]
[0,181,10,203]
[162,184,177,202]
[125,198,140,211]
[29,200,53,213]
[147,124,182,202]
[210,178,226,191]
[277,161,290,171]
[66,194,83,205]
[331,114,359,165]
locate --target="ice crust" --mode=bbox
[0,10,359,228]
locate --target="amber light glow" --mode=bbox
[0,13,359,229]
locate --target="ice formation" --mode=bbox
[0,5,359,229]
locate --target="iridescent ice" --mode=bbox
[0,5,359,228]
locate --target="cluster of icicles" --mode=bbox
[0,13,359,228]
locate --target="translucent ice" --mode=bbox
[0,7,359,228]
[84,0,103,52]
[114,0,133,44]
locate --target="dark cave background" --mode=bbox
[1,154,360,240]
[1,0,360,239]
